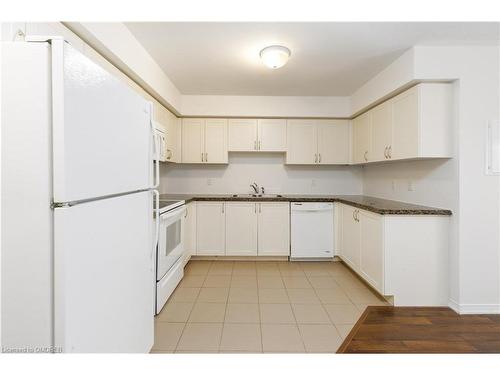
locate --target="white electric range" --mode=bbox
[156,199,186,314]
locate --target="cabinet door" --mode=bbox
[183,202,197,260]
[340,204,360,270]
[225,202,258,256]
[258,202,290,256]
[196,202,225,256]
[371,100,393,162]
[286,120,317,164]
[181,118,204,163]
[359,210,384,293]
[204,118,228,164]
[228,119,258,151]
[258,119,287,152]
[316,120,350,164]
[165,116,181,163]
[353,112,372,164]
[392,86,419,160]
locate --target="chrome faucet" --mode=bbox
[250,182,259,194]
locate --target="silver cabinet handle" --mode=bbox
[201,152,204,162]
[314,154,318,163]
[259,203,262,213]
[388,146,392,159]
[254,140,257,150]
[184,208,188,218]
[254,203,257,213]
[352,209,356,221]
[384,147,388,159]
[364,151,368,162]
[258,140,261,150]
[222,203,224,214]
[205,152,208,162]
[166,149,172,160]
[318,153,322,163]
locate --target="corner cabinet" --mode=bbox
[181,118,228,164]
[286,119,350,165]
[352,83,453,164]
[337,203,449,306]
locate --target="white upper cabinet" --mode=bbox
[153,104,180,163]
[228,119,258,151]
[392,83,453,160]
[392,87,419,160]
[371,99,393,162]
[316,120,350,164]
[286,120,317,164]
[204,118,228,163]
[228,118,286,152]
[182,118,228,164]
[353,112,372,164]
[353,83,453,164]
[257,119,287,152]
[225,202,258,256]
[181,118,204,163]
[286,119,350,165]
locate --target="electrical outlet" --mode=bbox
[207,178,212,186]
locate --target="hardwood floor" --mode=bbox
[337,306,500,353]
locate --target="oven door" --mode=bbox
[157,205,186,281]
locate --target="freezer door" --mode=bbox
[52,40,153,203]
[54,191,154,352]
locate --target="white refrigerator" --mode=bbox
[1,38,159,352]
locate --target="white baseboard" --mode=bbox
[449,299,500,314]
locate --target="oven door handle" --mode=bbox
[161,206,186,225]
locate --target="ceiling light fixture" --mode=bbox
[259,45,291,69]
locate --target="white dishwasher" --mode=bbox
[290,202,334,259]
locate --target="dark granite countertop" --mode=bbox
[159,194,452,216]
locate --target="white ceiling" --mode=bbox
[126,22,499,96]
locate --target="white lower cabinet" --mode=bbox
[196,202,225,256]
[225,202,258,256]
[193,201,290,257]
[359,210,384,293]
[340,204,360,270]
[337,203,449,306]
[257,202,290,256]
[183,202,197,263]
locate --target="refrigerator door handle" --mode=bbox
[153,189,160,261]
[149,103,160,189]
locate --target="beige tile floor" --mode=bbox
[151,260,389,353]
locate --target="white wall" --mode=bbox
[356,46,500,313]
[65,22,182,114]
[160,153,363,195]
